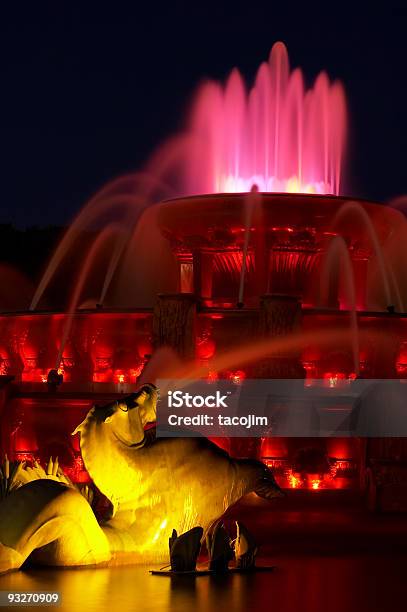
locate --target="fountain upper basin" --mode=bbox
[156,193,401,247]
[152,192,404,305]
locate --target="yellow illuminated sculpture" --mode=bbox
[0,384,282,573]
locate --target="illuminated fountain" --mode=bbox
[179,41,346,196]
[1,40,407,527]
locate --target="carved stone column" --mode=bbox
[177,253,194,294]
[152,293,197,359]
[193,251,214,301]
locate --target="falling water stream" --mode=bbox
[140,327,367,394]
[30,172,174,311]
[320,235,360,375]
[55,225,122,370]
[237,185,260,305]
[332,201,395,311]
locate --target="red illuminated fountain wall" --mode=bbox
[1,43,407,492]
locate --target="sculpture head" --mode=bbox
[73,383,159,447]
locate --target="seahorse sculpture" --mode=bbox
[0,383,282,573]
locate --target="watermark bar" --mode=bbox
[0,592,61,606]
[156,379,407,437]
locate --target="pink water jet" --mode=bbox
[181,41,347,196]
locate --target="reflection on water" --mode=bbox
[0,555,406,612]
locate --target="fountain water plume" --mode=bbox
[150,327,361,393]
[30,193,139,311]
[30,172,175,311]
[237,185,260,306]
[385,196,407,312]
[182,42,347,196]
[55,224,122,370]
[332,201,395,311]
[320,236,360,375]
[114,204,179,309]
[98,234,129,307]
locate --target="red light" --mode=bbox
[263,458,287,471]
[271,226,294,232]
[396,343,407,376]
[15,452,37,464]
[208,301,234,309]
[129,364,144,382]
[288,471,301,489]
[228,369,246,385]
[206,370,219,382]
[93,371,112,383]
[330,458,355,476]
[323,371,346,388]
[196,336,216,360]
[396,363,407,375]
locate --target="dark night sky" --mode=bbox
[1,1,407,227]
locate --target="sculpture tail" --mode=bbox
[0,480,111,574]
[254,464,285,500]
[0,542,24,574]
